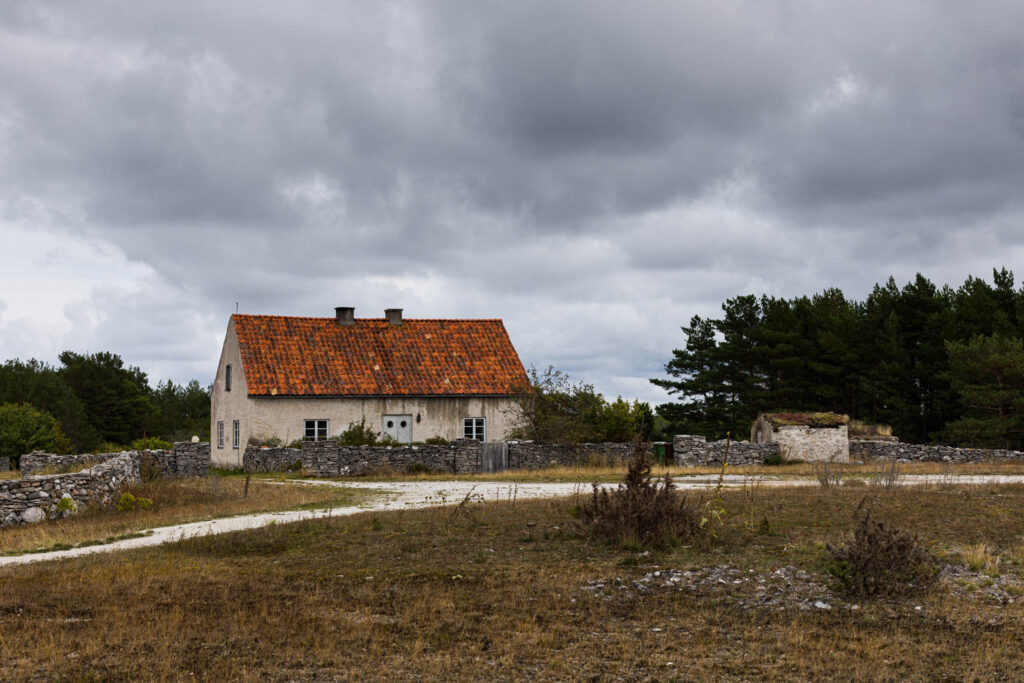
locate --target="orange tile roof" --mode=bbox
[233,315,528,397]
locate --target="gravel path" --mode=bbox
[2,473,1023,567]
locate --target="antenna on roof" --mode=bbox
[236,302,239,314]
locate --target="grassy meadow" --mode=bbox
[0,476,367,556]
[3,477,1024,680]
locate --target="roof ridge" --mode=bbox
[233,314,505,322]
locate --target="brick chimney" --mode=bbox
[335,306,355,326]
[385,308,403,326]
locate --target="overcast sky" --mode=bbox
[2,1,1024,406]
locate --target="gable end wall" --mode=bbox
[773,424,849,463]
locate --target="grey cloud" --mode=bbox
[4,1,1024,405]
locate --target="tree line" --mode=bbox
[508,366,655,444]
[0,351,210,462]
[652,268,1024,449]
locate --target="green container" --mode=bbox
[652,442,667,464]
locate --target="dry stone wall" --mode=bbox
[170,442,211,478]
[850,440,1024,463]
[4,444,209,528]
[673,435,780,467]
[20,443,210,479]
[243,440,643,474]
[1,453,140,527]
[243,446,303,473]
[506,442,639,469]
[299,439,481,476]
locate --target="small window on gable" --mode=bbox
[225,364,232,392]
[463,417,485,442]
[217,421,224,449]
[305,419,329,441]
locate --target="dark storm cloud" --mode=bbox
[3,0,1024,401]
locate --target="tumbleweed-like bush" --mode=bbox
[579,441,704,548]
[827,499,937,598]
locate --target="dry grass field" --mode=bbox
[3,478,1024,680]
[331,458,1024,483]
[0,476,366,556]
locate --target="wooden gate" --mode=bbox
[480,442,509,473]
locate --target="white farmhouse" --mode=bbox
[209,307,527,467]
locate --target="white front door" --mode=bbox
[382,414,413,443]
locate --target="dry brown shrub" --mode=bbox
[579,441,703,548]
[826,499,937,598]
[848,419,894,438]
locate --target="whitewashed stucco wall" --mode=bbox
[247,395,515,449]
[773,425,849,463]
[210,319,252,467]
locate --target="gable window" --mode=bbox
[217,421,224,449]
[233,420,240,449]
[225,364,232,391]
[463,417,485,441]
[305,419,329,441]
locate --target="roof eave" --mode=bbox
[248,392,517,399]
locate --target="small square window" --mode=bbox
[304,419,329,441]
[463,417,485,441]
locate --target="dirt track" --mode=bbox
[2,474,1021,567]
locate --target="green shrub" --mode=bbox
[56,495,78,516]
[423,436,450,445]
[116,492,153,512]
[826,501,937,598]
[405,463,435,474]
[0,402,71,468]
[131,437,173,451]
[334,418,401,446]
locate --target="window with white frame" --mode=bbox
[232,420,240,449]
[463,417,485,441]
[225,364,232,391]
[217,421,224,449]
[305,419,329,441]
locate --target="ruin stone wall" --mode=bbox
[1,453,140,527]
[20,443,209,479]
